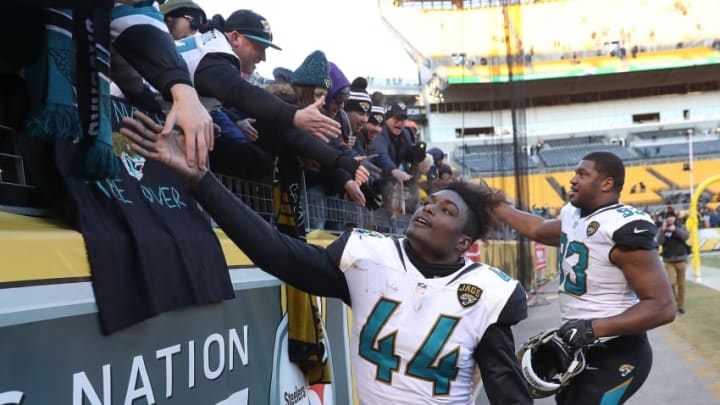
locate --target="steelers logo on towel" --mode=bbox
[586,221,600,237]
[457,283,483,307]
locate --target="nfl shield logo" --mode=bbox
[457,283,483,307]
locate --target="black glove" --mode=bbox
[361,159,382,182]
[557,319,595,350]
[336,155,361,176]
[361,183,383,210]
[404,141,427,165]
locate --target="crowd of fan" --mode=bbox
[121,0,457,231]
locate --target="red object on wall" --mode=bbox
[464,241,482,263]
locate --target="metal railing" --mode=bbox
[215,174,413,236]
[304,189,412,236]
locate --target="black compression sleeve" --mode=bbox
[194,53,297,126]
[613,219,659,250]
[497,284,529,325]
[474,325,533,405]
[191,173,350,302]
[280,127,346,168]
[113,25,192,99]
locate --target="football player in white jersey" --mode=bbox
[120,111,532,404]
[493,151,676,404]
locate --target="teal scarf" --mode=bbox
[26,7,117,180]
[26,9,81,141]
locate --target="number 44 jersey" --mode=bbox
[558,203,658,322]
[338,230,521,404]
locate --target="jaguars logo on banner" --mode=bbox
[120,151,146,181]
[110,97,163,182]
[457,283,483,308]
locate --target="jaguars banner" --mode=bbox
[54,96,233,334]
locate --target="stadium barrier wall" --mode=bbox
[0,213,351,405]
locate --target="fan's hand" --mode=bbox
[293,97,340,142]
[236,118,259,142]
[164,83,213,169]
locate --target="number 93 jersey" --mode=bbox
[558,203,658,321]
[339,230,520,404]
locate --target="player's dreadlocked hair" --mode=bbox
[432,178,507,241]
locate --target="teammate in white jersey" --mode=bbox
[493,151,676,404]
[120,111,532,404]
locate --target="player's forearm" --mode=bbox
[190,173,348,299]
[592,298,676,338]
[493,203,559,245]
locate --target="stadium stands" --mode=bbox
[456,151,537,173]
[652,160,720,193]
[543,135,605,148]
[476,159,720,212]
[631,128,695,140]
[382,0,720,59]
[539,144,641,167]
[635,140,720,159]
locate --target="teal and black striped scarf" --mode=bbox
[26,7,117,180]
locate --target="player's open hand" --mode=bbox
[120,111,207,185]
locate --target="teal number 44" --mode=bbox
[558,232,589,295]
[359,298,460,395]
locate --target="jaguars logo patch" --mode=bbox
[121,151,146,181]
[354,228,384,238]
[586,221,600,237]
[457,283,482,307]
[619,364,634,377]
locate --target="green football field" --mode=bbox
[701,253,720,269]
[668,252,720,373]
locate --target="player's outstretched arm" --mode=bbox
[120,112,349,300]
[593,248,676,338]
[493,203,562,246]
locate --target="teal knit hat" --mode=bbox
[291,50,331,89]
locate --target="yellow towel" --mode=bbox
[274,183,332,384]
[286,285,332,384]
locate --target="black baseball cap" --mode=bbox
[385,102,408,120]
[224,10,281,50]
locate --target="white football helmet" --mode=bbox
[517,328,587,398]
